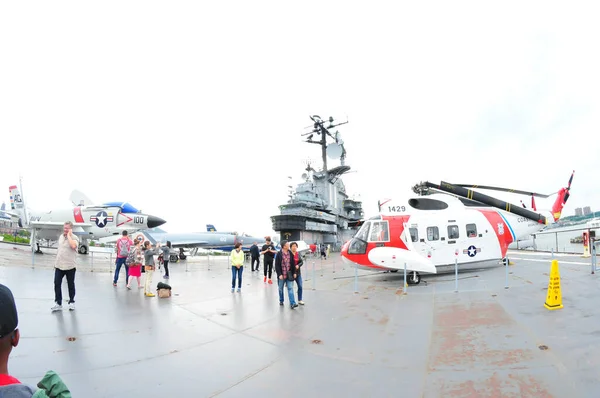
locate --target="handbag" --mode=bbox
[157,281,172,298]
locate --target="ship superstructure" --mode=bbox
[270,115,364,250]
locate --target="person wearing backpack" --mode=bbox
[113,231,133,287]
[126,239,143,290]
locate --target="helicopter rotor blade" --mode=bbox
[452,184,552,198]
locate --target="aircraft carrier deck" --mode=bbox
[1,243,599,397]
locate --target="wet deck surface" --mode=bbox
[1,242,600,397]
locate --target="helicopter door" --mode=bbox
[418,225,441,260]
[443,223,465,264]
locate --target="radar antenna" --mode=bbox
[301,115,348,173]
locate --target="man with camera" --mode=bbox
[51,221,79,312]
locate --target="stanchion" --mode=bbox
[333,259,336,274]
[403,262,407,295]
[186,258,189,272]
[454,257,458,292]
[592,243,597,274]
[504,258,509,289]
[354,262,358,293]
[31,247,34,269]
[312,261,316,290]
[91,251,94,272]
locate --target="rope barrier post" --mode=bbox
[91,251,94,272]
[504,257,509,289]
[403,262,407,295]
[354,261,358,294]
[312,261,316,290]
[454,257,458,293]
[592,241,596,274]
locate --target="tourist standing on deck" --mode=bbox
[143,241,161,297]
[250,242,260,272]
[114,230,133,287]
[230,242,244,292]
[261,237,276,284]
[161,241,172,279]
[275,240,298,309]
[126,238,143,290]
[51,221,79,312]
[290,242,304,305]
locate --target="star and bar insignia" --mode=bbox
[463,245,481,257]
[90,211,113,228]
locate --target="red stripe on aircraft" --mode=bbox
[73,207,84,223]
[476,209,513,258]
[345,215,411,267]
[117,214,132,227]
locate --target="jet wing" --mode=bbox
[30,221,92,228]
[138,231,211,248]
[29,222,93,236]
[167,240,211,248]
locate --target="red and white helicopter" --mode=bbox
[340,172,574,285]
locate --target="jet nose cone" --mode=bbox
[147,215,166,229]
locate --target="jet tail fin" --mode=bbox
[8,185,26,228]
[70,190,94,206]
[206,224,216,232]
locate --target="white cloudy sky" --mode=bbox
[1,1,599,236]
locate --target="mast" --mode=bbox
[302,115,348,173]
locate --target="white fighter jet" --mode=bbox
[8,185,166,254]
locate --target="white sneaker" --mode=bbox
[51,304,62,312]
[68,303,75,311]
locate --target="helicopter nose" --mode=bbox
[147,215,166,228]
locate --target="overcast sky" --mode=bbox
[1,2,598,237]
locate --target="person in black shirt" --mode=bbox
[261,237,276,284]
[249,242,260,272]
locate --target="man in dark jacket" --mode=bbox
[249,242,260,272]
[274,240,298,309]
[0,283,71,397]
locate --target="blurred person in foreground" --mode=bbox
[0,283,72,397]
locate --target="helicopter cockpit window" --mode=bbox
[348,221,370,255]
[427,226,439,241]
[466,223,477,238]
[409,227,418,242]
[355,222,370,242]
[368,221,389,242]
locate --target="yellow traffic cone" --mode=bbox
[544,259,563,310]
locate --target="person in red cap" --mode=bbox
[0,283,71,397]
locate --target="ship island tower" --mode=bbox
[270,115,364,250]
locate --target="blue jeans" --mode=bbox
[278,278,296,305]
[114,257,129,284]
[231,266,243,288]
[295,274,303,301]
